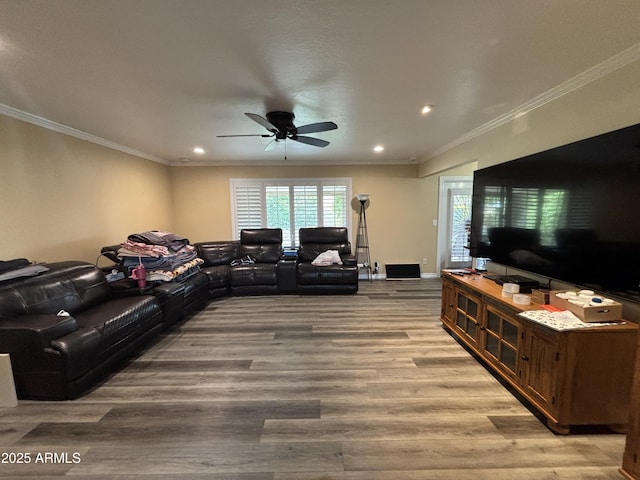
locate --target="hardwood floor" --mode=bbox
[0,279,627,478]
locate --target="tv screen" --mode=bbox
[470,123,640,298]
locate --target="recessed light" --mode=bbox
[373,145,384,153]
[421,105,433,115]
[193,147,205,155]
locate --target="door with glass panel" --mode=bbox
[445,187,472,269]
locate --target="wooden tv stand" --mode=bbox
[440,271,637,434]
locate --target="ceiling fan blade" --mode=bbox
[295,121,338,134]
[217,134,274,138]
[292,135,330,148]
[264,139,278,151]
[245,113,278,132]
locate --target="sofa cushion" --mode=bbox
[73,295,162,349]
[202,265,230,288]
[296,263,358,285]
[239,229,282,263]
[230,264,278,286]
[0,261,112,317]
[195,241,240,267]
[297,228,352,262]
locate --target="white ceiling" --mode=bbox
[1,0,640,166]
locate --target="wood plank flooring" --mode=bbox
[0,279,628,478]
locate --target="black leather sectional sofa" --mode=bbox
[0,261,164,400]
[195,227,359,297]
[0,228,358,400]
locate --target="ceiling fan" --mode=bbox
[217,111,338,150]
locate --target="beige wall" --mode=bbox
[4,56,639,273]
[0,115,174,264]
[171,164,439,274]
[420,58,640,175]
[1,115,440,275]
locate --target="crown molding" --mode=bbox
[4,40,640,168]
[430,41,640,158]
[0,103,169,165]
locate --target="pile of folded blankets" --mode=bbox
[117,230,204,282]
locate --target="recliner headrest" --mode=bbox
[299,227,348,245]
[240,229,283,245]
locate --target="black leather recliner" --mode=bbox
[296,227,358,294]
[229,228,283,295]
[194,240,240,299]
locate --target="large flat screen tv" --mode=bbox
[470,122,640,298]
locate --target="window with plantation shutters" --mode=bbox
[230,178,351,248]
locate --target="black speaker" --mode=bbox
[385,264,420,279]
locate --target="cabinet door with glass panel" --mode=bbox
[452,289,482,348]
[481,304,522,382]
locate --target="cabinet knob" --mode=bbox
[521,355,529,361]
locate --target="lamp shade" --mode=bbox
[355,193,370,202]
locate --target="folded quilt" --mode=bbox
[146,258,204,282]
[118,240,170,258]
[122,246,197,271]
[127,230,190,253]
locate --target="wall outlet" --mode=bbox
[422,257,428,264]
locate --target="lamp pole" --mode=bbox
[355,194,372,282]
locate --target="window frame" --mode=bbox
[230,177,352,248]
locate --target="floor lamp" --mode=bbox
[355,194,372,282]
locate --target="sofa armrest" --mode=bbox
[50,327,103,381]
[0,315,78,352]
[108,278,156,297]
[341,254,357,267]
